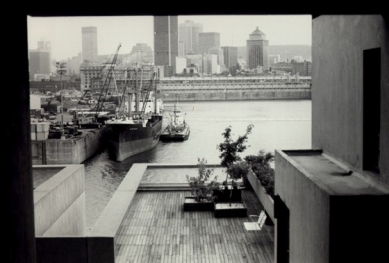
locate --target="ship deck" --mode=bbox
[115,189,274,263]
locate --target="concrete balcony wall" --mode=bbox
[275,150,330,263]
[275,149,389,263]
[33,165,85,237]
[312,15,389,185]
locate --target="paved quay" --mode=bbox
[115,189,274,263]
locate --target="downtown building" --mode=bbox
[221,46,238,71]
[154,16,178,77]
[199,32,220,55]
[247,27,269,70]
[29,49,51,81]
[178,20,203,55]
[82,26,98,63]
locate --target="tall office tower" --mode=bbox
[222,46,238,70]
[154,16,178,77]
[199,32,220,55]
[209,46,225,72]
[178,20,203,55]
[246,27,269,70]
[82,26,98,63]
[37,40,52,73]
[29,50,51,80]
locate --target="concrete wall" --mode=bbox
[33,165,85,237]
[312,15,389,185]
[31,128,104,164]
[275,150,330,263]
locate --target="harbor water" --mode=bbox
[84,100,312,226]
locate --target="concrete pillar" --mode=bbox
[6,15,36,262]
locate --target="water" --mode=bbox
[84,100,311,226]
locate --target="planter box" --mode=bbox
[184,197,214,211]
[214,202,247,218]
[213,187,242,203]
[247,169,275,223]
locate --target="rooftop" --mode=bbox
[115,189,275,263]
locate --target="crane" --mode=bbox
[94,44,121,120]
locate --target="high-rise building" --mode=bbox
[199,32,220,55]
[29,50,51,80]
[209,46,225,72]
[221,46,238,70]
[154,16,178,77]
[37,40,52,73]
[246,27,269,70]
[178,20,203,55]
[82,27,98,63]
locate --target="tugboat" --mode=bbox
[160,102,190,141]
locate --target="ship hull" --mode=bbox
[106,115,163,161]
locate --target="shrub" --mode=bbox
[244,150,275,198]
[186,158,219,202]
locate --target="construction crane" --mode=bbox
[94,44,121,120]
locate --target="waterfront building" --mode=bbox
[247,27,269,70]
[154,16,178,77]
[222,46,238,71]
[199,32,220,55]
[82,27,98,63]
[29,49,51,81]
[178,20,203,55]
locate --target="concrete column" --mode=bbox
[6,15,36,262]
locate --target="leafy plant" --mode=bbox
[216,124,254,205]
[186,158,219,202]
[244,150,275,197]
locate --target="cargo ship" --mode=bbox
[105,67,163,161]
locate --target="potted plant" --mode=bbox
[184,158,219,211]
[244,150,275,223]
[214,124,253,217]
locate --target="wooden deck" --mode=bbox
[115,189,274,263]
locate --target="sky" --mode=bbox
[27,15,312,61]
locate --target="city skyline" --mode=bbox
[27,15,312,61]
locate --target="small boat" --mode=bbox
[160,103,190,141]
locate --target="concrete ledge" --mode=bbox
[247,169,275,222]
[33,164,85,237]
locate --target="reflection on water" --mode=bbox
[83,100,311,226]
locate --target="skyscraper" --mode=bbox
[82,27,98,63]
[29,50,51,80]
[199,32,220,55]
[37,40,52,73]
[246,27,269,70]
[154,16,178,76]
[178,20,203,55]
[222,46,238,70]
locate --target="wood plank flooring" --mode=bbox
[115,190,274,263]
